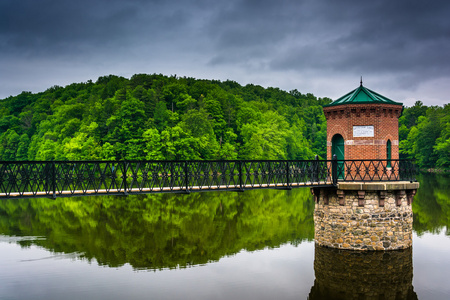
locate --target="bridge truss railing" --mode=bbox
[0,158,416,199]
[333,158,416,182]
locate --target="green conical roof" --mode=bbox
[324,83,403,107]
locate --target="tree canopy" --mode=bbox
[399,101,450,171]
[0,74,331,161]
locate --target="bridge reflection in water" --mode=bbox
[309,245,417,300]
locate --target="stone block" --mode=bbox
[314,187,413,251]
[363,183,386,191]
[338,183,363,190]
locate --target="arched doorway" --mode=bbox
[332,134,345,179]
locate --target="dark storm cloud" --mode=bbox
[206,0,450,82]
[1,0,133,55]
[0,0,206,57]
[0,0,449,105]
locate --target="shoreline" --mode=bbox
[423,168,450,174]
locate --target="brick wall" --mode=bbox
[324,104,402,160]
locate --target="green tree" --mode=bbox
[240,111,290,160]
[0,129,20,160]
[217,129,238,160]
[161,83,187,112]
[286,116,314,159]
[16,133,30,160]
[180,109,214,138]
[35,139,59,160]
[154,101,169,132]
[105,94,147,159]
[400,126,419,160]
[143,128,165,160]
[415,109,442,168]
[400,101,427,128]
[434,105,450,169]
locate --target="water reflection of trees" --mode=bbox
[412,174,450,235]
[0,188,314,270]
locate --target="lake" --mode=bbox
[1,174,449,299]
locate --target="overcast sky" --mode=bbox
[1,0,449,107]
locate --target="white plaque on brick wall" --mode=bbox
[353,125,374,137]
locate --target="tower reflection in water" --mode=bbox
[309,245,417,300]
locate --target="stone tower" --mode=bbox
[312,81,418,251]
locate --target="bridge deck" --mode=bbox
[1,181,334,199]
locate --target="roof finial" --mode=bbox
[360,76,363,86]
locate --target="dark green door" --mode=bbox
[387,140,392,168]
[332,134,345,179]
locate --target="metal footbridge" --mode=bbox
[0,158,416,199]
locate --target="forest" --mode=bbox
[0,73,448,171]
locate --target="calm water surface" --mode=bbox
[0,174,449,299]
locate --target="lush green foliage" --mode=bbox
[0,189,314,270]
[0,74,331,161]
[2,74,447,167]
[399,101,450,170]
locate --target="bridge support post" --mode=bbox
[238,160,244,192]
[331,154,338,185]
[52,161,56,199]
[313,155,319,183]
[313,181,419,251]
[122,161,128,195]
[184,161,190,194]
[285,161,291,190]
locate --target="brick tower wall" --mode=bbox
[324,104,402,161]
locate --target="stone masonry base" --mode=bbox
[312,182,419,251]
